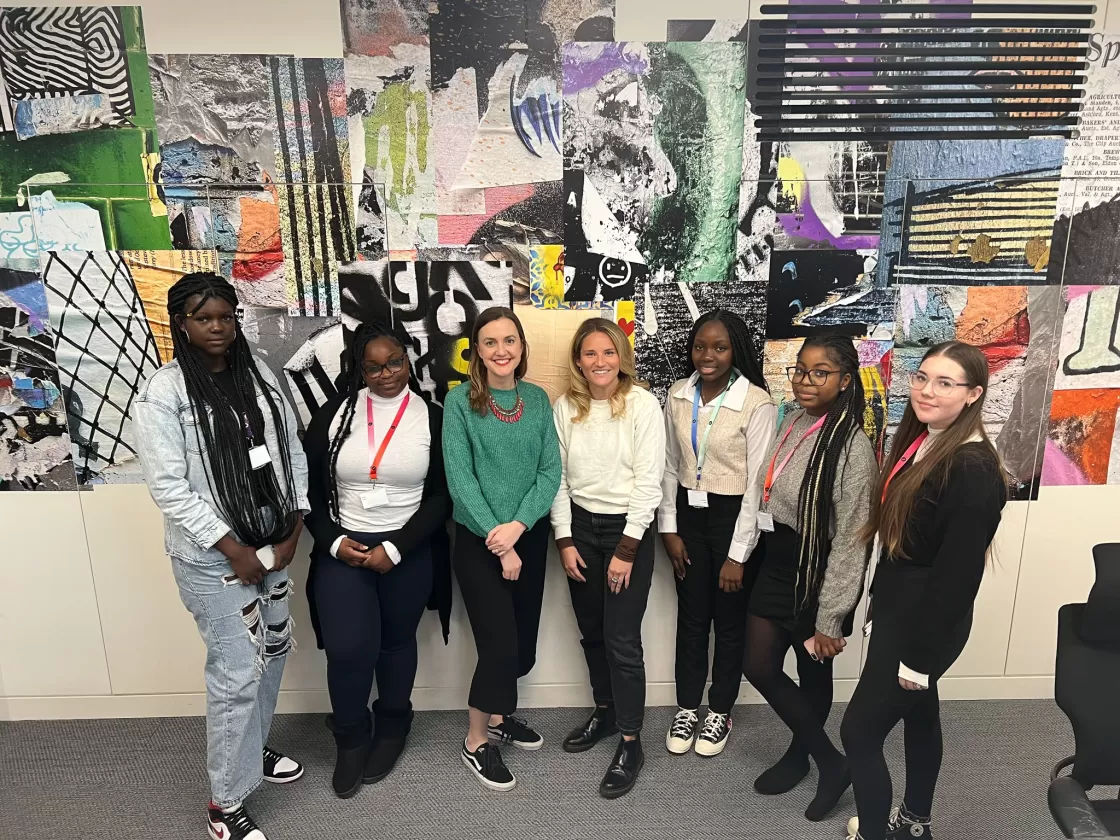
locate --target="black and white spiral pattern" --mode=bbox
[0,6,135,130]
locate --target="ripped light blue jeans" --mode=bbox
[172,558,295,807]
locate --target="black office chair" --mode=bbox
[1049,543,1120,838]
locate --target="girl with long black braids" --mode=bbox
[659,309,777,758]
[742,335,876,821]
[134,272,309,840]
[303,322,450,799]
[842,341,1007,840]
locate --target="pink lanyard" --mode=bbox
[367,393,409,482]
[763,415,826,503]
[881,431,928,503]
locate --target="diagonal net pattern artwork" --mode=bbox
[41,250,161,483]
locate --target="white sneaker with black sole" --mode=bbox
[461,740,517,791]
[207,801,267,840]
[487,714,544,750]
[665,707,699,754]
[694,711,731,757]
[262,746,304,783]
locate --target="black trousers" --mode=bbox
[568,504,654,735]
[840,562,973,840]
[312,532,433,747]
[674,485,755,715]
[454,517,550,715]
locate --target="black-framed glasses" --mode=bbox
[786,366,840,385]
[361,356,407,377]
[908,370,970,397]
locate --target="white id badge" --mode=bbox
[248,445,271,470]
[687,489,709,508]
[361,486,390,509]
[756,511,775,532]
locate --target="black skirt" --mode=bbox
[748,523,856,641]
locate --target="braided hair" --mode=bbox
[168,273,300,548]
[794,335,866,608]
[325,322,419,522]
[685,309,768,393]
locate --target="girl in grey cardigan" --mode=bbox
[742,335,877,823]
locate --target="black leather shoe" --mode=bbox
[563,706,619,753]
[599,736,644,799]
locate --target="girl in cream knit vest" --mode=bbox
[658,310,777,759]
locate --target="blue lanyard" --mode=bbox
[690,372,736,482]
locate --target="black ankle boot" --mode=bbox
[804,756,851,821]
[754,740,811,795]
[364,702,413,783]
[599,736,644,799]
[563,705,618,753]
[327,714,370,799]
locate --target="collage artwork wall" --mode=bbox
[0,1,1116,501]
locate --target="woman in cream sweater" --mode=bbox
[551,318,665,799]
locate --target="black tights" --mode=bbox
[841,673,943,839]
[743,614,840,768]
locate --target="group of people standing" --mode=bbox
[134,272,1007,840]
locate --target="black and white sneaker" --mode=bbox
[488,714,544,750]
[461,740,517,791]
[847,804,933,840]
[207,801,267,840]
[665,707,699,754]
[694,711,731,757]
[262,746,304,783]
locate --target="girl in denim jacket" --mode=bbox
[134,273,309,840]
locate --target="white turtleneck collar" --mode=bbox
[363,387,410,408]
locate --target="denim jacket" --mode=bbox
[133,357,310,566]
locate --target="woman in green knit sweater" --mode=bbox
[443,306,561,792]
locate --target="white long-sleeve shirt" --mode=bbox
[550,387,666,541]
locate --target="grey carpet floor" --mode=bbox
[1,701,1073,839]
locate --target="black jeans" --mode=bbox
[568,504,654,735]
[312,532,433,746]
[840,563,973,840]
[453,517,550,715]
[674,485,754,715]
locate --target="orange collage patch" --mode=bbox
[1048,389,1120,485]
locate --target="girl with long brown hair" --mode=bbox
[550,318,664,798]
[443,307,561,792]
[841,341,1008,840]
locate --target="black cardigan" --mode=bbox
[302,389,452,644]
[887,442,1008,675]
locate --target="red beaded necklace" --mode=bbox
[488,387,524,423]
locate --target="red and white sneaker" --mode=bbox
[207,802,267,840]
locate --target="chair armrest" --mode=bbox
[1050,775,1111,838]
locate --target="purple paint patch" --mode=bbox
[4,278,50,335]
[778,193,881,250]
[1041,438,1089,486]
[562,42,649,94]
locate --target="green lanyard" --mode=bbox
[691,372,736,481]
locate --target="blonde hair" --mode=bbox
[467,307,529,415]
[565,318,636,423]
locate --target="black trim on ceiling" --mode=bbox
[755,129,1077,140]
[759,2,1096,14]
